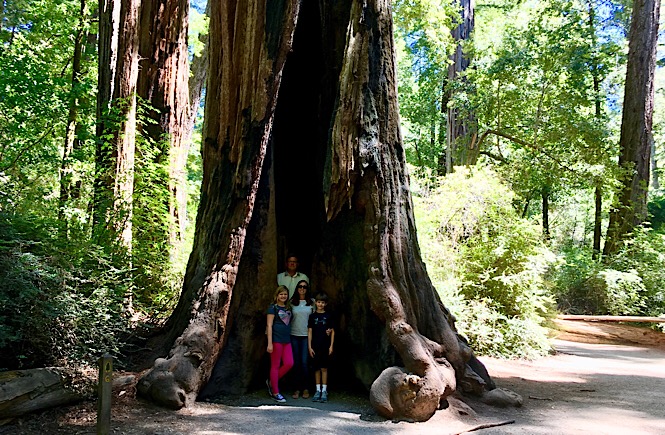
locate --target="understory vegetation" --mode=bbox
[411,167,665,359]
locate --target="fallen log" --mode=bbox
[0,368,91,420]
[557,315,665,323]
[554,319,665,348]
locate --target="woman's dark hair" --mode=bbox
[291,279,312,306]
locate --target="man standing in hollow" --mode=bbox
[277,255,309,298]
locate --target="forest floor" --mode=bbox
[2,319,665,435]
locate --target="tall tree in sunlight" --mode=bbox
[393,0,454,174]
[472,0,617,240]
[136,0,190,253]
[58,0,94,233]
[604,0,660,255]
[444,0,476,172]
[93,0,141,253]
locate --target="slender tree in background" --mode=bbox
[651,136,659,189]
[587,0,604,259]
[604,0,660,255]
[58,0,90,232]
[392,0,453,175]
[445,0,476,173]
[138,0,494,421]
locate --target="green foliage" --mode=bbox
[393,0,457,173]
[588,270,645,315]
[0,214,131,370]
[471,0,621,219]
[189,7,210,58]
[604,228,665,316]
[413,166,555,358]
[457,300,552,359]
[647,193,665,231]
[551,227,665,317]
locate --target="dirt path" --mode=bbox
[469,339,665,434]
[3,322,665,434]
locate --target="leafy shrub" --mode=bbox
[604,227,665,316]
[0,214,130,370]
[413,166,555,358]
[456,300,552,359]
[648,193,665,231]
[551,227,665,317]
[586,270,645,315]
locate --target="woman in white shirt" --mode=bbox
[289,279,314,399]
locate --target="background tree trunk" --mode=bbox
[445,0,476,171]
[92,0,121,232]
[604,0,660,255]
[542,188,550,241]
[651,133,659,190]
[593,183,602,259]
[93,0,141,255]
[187,19,208,135]
[138,0,493,421]
[588,0,604,260]
[136,0,190,251]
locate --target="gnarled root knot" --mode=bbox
[369,361,456,422]
[137,328,209,409]
[136,356,194,409]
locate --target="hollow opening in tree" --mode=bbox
[273,0,325,272]
[198,0,381,398]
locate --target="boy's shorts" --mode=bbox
[311,346,330,370]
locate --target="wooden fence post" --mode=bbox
[97,353,113,435]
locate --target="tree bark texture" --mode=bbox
[445,0,476,172]
[138,0,493,421]
[137,0,191,248]
[111,0,140,250]
[93,0,121,231]
[604,0,660,255]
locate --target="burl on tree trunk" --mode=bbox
[137,0,496,421]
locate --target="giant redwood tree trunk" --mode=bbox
[138,0,494,421]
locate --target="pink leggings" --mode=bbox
[270,342,294,394]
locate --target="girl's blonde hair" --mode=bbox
[272,285,291,310]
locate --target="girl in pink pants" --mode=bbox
[266,286,294,402]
